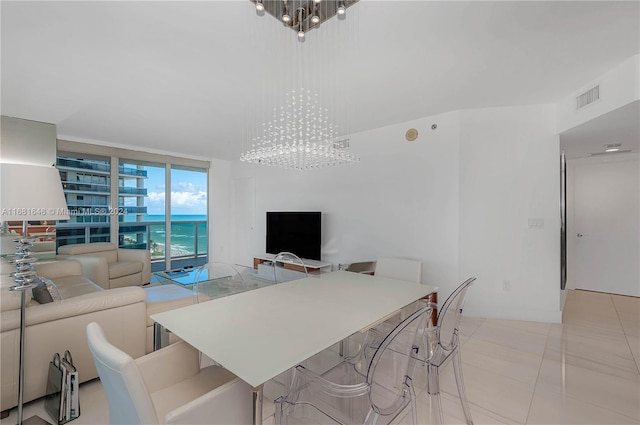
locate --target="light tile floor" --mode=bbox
[3,289,638,424]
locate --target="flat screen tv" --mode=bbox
[266,211,322,261]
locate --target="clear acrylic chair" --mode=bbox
[274,304,433,425]
[421,277,477,425]
[192,262,247,303]
[273,252,308,283]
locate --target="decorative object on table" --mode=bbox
[240,0,360,170]
[164,269,189,278]
[44,351,80,425]
[0,163,70,425]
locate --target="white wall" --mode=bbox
[222,104,563,322]
[0,115,57,165]
[458,105,561,322]
[209,158,232,263]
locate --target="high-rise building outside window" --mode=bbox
[56,155,111,246]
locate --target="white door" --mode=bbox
[573,159,639,296]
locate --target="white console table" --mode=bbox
[253,254,332,274]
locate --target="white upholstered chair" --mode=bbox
[58,242,150,289]
[375,257,423,321]
[374,257,422,284]
[86,322,252,424]
[345,260,377,274]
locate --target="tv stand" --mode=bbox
[253,255,332,274]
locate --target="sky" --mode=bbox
[123,166,207,216]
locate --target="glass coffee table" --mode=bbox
[151,263,273,301]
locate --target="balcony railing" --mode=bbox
[62,182,111,193]
[118,166,147,178]
[57,158,110,173]
[118,187,147,196]
[56,223,110,246]
[57,158,148,178]
[57,219,208,272]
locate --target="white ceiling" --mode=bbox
[2,1,639,160]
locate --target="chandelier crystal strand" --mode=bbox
[241,0,360,170]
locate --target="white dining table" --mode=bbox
[151,270,437,425]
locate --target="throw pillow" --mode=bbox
[31,279,53,304]
[41,277,62,301]
[31,277,62,304]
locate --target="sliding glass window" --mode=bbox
[169,166,208,270]
[56,143,209,272]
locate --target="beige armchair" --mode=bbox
[57,242,150,289]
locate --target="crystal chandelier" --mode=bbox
[241,0,360,170]
[240,89,359,170]
[251,0,358,41]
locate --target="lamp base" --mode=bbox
[19,415,51,425]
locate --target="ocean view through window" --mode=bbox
[144,214,208,270]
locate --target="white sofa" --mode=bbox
[0,260,146,412]
[57,242,151,289]
[0,259,195,413]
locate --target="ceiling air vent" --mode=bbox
[576,85,600,109]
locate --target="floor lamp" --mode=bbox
[1,163,70,425]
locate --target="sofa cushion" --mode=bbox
[0,274,32,311]
[109,261,143,279]
[58,242,118,263]
[53,276,103,299]
[1,286,33,311]
[57,242,116,255]
[34,260,83,280]
[0,286,147,332]
[1,289,26,311]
